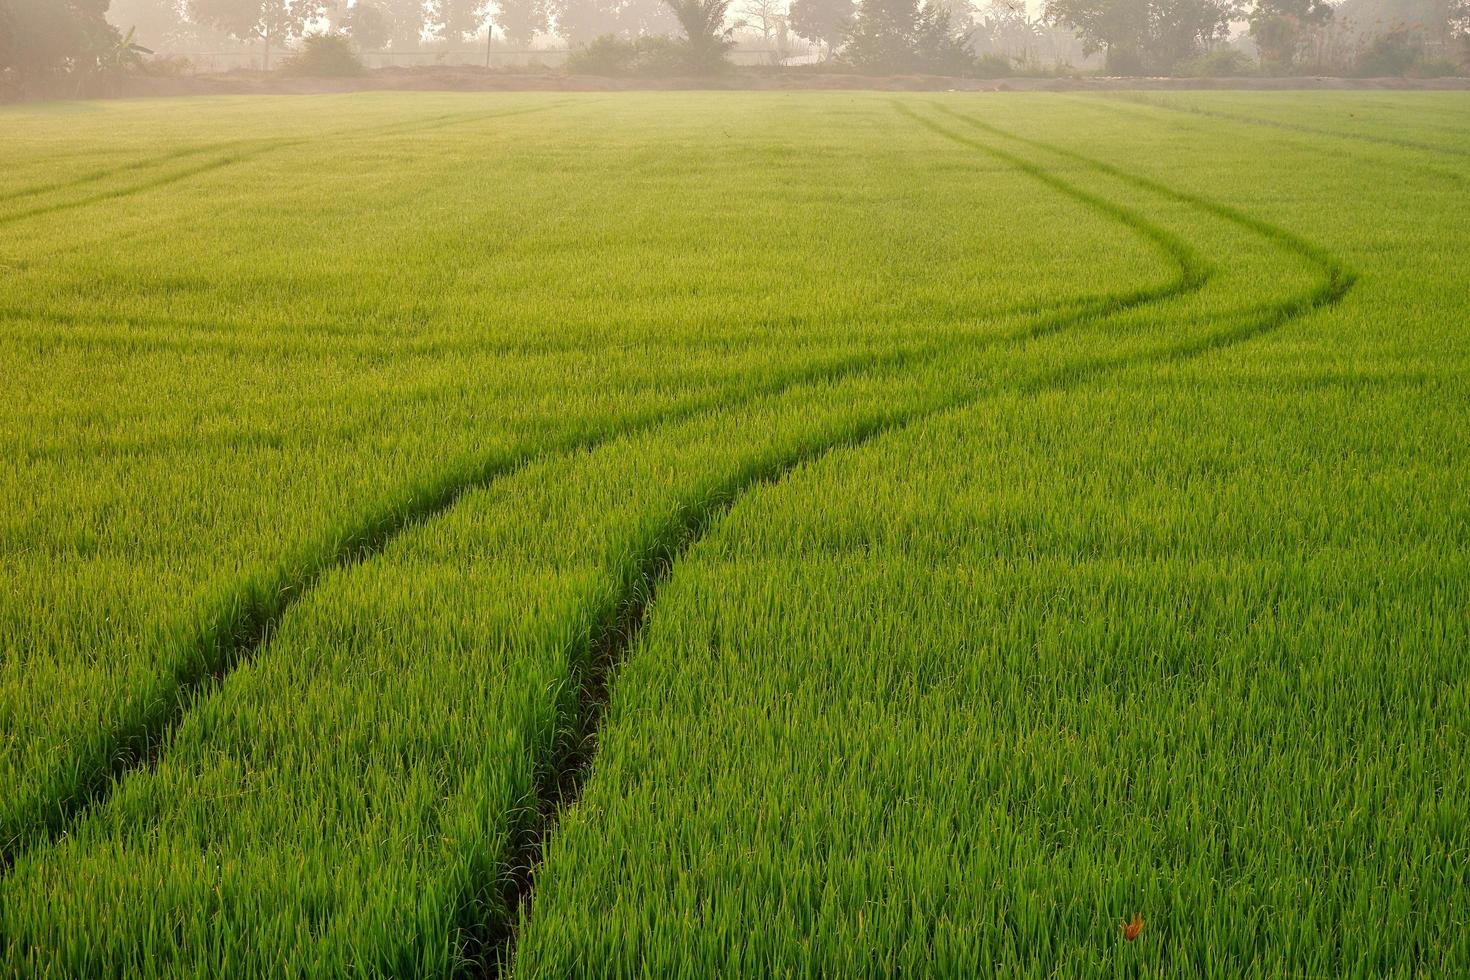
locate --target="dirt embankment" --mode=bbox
[113,67,1470,99]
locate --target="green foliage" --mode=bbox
[841,0,975,73]
[431,0,480,42]
[662,0,737,72]
[0,0,129,97]
[1176,44,1255,75]
[974,50,1013,74]
[789,0,855,50]
[1043,0,1241,73]
[1248,0,1332,73]
[493,0,550,45]
[379,0,431,48]
[1408,54,1461,75]
[1354,26,1421,75]
[562,0,731,74]
[1456,0,1470,62]
[342,1,391,50]
[281,32,365,75]
[565,32,695,73]
[188,0,331,68]
[549,0,678,45]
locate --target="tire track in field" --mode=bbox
[0,103,574,231]
[0,304,1168,872]
[1105,92,1470,162]
[929,103,1356,307]
[3,299,1109,468]
[0,113,1207,875]
[0,288,1117,362]
[0,140,300,229]
[0,143,234,207]
[1081,95,1469,187]
[0,104,569,210]
[0,116,471,210]
[487,106,1356,976]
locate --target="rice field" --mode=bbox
[0,91,1466,977]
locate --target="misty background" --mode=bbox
[2,0,1466,102]
[94,0,1470,74]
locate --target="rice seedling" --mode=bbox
[0,91,1465,977]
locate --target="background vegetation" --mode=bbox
[4,0,1469,96]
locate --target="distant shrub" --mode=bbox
[565,36,638,75]
[1407,57,1460,78]
[144,54,195,77]
[840,0,975,75]
[637,36,697,74]
[1353,28,1418,77]
[973,53,1013,77]
[281,34,363,77]
[1177,47,1255,77]
[564,34,700,76]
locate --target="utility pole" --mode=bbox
[486,25,493,68]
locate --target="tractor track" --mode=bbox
[481,105,1355,977]
[0,102,577,231]
[2,100,1354,980]
[0,103,1207,877]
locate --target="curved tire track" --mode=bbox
[934,102,1356,300]
[487,106,1357,976]
[0,143,238,208]
[0,111,519,210]
[1105,92,1470,163]
[0,293,1190,873]
[1082,94,1470,188]
[0,103,1208,917]
[0,103,576,232]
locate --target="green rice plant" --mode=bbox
[0,91,1466,978]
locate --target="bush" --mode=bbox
[973,53,1012,77]
[144,54,195,77]
[1408,57,1460,78]
[564,34,704,76]
[840,0,975,75]
[565,35,638,75]
[1177,47,1256,77]
[1354,28,1419,77]
[1,0,140,99]
[281,33,363,77]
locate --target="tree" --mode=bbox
[662,0,736,70]
[550,0,620,41]
[738,0,786,43]
[492,0,547,44]
[841,0,972,71]
[912,0,971,67]
[548,0,676,43]
[843,0,917,66]
[343,0,391,47]
[189,0,333,68]
[379,0,427,47]
[789,0,853,53]
[1,0,130,95]
[431,0,483,42]
[1453,0,1470,66]
[1249,0,1331,73]
[1042,0,1237,73]
[106,0,189,48]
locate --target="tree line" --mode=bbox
[4,0,1469,96]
